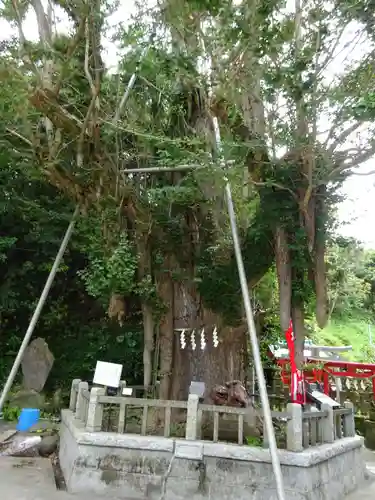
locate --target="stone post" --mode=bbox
[186,394,199,440]
[286,403,303,452]
[117,380,127,396]
[196,408,203,440]
[343,401,355,437]
[86,387,106,432]
[69,379,81,412]
[75,381,89,421]
[321,403,334,443]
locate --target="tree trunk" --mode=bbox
[138,238,154,389]
[157,258,174,400]
[169,282,247,401]
[275,226,291,331]
[291,303,305,369]
[142,303,154,390]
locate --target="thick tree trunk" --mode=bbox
[169,282,247,401]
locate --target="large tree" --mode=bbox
[2,0,375,399]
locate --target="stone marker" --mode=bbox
[21,338,54,392]
[189,381,205,399]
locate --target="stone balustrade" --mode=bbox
[69,379,355,451]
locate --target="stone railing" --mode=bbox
[69,379,355,452]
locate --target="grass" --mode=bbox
[312,316,375,363]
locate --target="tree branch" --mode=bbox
[30,0,52,44]
[11,0,40,77]
[251,180,299,201]
[54,15,87,95]
[84,19,96,99]
[346,169,375,176]
[328,143,375,179]
[327,121,362,154]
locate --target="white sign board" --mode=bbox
[122,387,133,396]
[310,391,340,408]
[93,361,123,388]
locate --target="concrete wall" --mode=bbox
[60,409,366,500]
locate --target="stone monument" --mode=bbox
[21,338,54,392]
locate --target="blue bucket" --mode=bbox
[16,408,40,432]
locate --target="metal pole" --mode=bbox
[122,164,203,174]
[114,73,137,123]
[122,160,235,175]
[211,117,286,500]
[0,205,80,415]
[225,183,286,499]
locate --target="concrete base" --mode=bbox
[60,410,366,500]
[0,456,130,500]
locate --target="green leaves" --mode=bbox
[0,236,17,262]
[79,234,137,300]
[326,237,374,318]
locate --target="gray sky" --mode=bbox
[338,163,375,247]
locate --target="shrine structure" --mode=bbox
[269,341,375,401]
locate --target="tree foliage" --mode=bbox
[326,237,375,318]
[0,140,143,393]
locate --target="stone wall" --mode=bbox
[60,409,366,500]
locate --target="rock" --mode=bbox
[43,388,63,414]
[37,434,59,457]
[0,435,41,457]
[9,389,45,409]
[21,338,54,392]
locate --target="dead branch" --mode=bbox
[84,18,96,99]
[77,12,101,170]
[5,128,33,147]
[54,15,87,95]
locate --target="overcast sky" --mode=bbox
[0,0,374,248]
